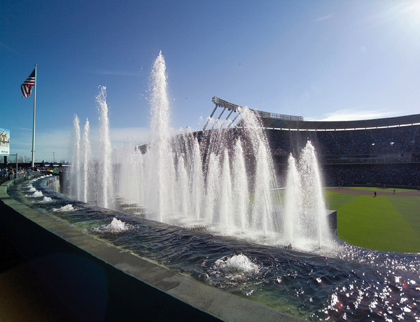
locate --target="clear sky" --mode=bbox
[1,0,420,162]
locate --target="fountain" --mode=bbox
[69,88,114,209]
[67,51,333,251]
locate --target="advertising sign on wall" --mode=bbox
[0,128,10,155]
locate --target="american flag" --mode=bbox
[21,69,36,97]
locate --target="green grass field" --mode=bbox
[325,189,420,253]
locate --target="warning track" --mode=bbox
[325,187,420,197]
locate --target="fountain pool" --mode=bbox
[7,175,420,321]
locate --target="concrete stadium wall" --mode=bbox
[0,177,303,322]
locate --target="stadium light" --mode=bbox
[203,97,243,131]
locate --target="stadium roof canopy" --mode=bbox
[258,113,420,131]
[209,97,420,131]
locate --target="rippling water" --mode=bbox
[8,176,420,321]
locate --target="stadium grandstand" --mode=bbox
[208,97,420,188]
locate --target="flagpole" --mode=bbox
[31,64,37,168]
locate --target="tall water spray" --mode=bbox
[237,107,282,238]
[191,138,204,221]
[283,155,301,246]
[232,139,250,232]
[219,149,233,230]
[204,152,219,226]
[96,86,114,208]
[81,119,91,202]
[283,141,332,249]
[176,155,190,217]
[70,115,81,200]
[145,51,177,222]
[252,144,275,235]
[300,142,331,248]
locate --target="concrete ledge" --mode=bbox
[0,178,303,322]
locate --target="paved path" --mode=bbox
[326,187,420,197]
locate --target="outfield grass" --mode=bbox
[325,189,420,253]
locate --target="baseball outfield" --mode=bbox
[325,187,420,253]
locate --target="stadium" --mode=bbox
[208,96,420,188]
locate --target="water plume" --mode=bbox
[145,51,176,222]
[283,141,333,250]
[81,119,91,203]
[70,114,81,200]
[96,86,114,208]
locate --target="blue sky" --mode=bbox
[1,0,420,162]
